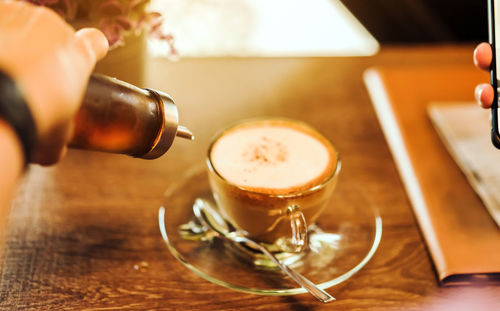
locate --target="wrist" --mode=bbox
[0,70,37,164]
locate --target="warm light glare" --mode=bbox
[149,0,379,57]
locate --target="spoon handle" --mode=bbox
[232,235,335,303]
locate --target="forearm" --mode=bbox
[0,118,23,237]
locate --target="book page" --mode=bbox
[428,103,500,228]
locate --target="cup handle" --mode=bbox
[286,204,308,253]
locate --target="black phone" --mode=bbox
[488,0,500,148]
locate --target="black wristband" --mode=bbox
[0,70,37,164]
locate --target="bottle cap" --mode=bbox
[140,89,193,159]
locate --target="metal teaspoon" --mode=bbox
[192,198,335,303]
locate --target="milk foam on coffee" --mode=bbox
[210,120,335,194]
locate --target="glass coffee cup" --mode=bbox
[206,118,341,253]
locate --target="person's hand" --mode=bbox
[474,42,494,109]
[0,1,108,165]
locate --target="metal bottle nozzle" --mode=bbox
[140,88,194,159]
[176,126,195,140]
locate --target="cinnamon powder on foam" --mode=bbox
[210,120,337,195]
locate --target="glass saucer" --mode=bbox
[158,168,382,296]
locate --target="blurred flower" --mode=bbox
[21,0,176,55]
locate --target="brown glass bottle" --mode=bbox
[69,74,192,159]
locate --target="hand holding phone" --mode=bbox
[488,0,500,147]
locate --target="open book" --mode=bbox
[363,66,500,285]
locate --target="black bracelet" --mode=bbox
[0,70,37,164]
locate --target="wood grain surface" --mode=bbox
[1,46,499,310]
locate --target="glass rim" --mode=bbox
[206,117,341,199]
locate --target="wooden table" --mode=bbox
[2,46,499,310]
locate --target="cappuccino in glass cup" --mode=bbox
[207,118,340,253]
